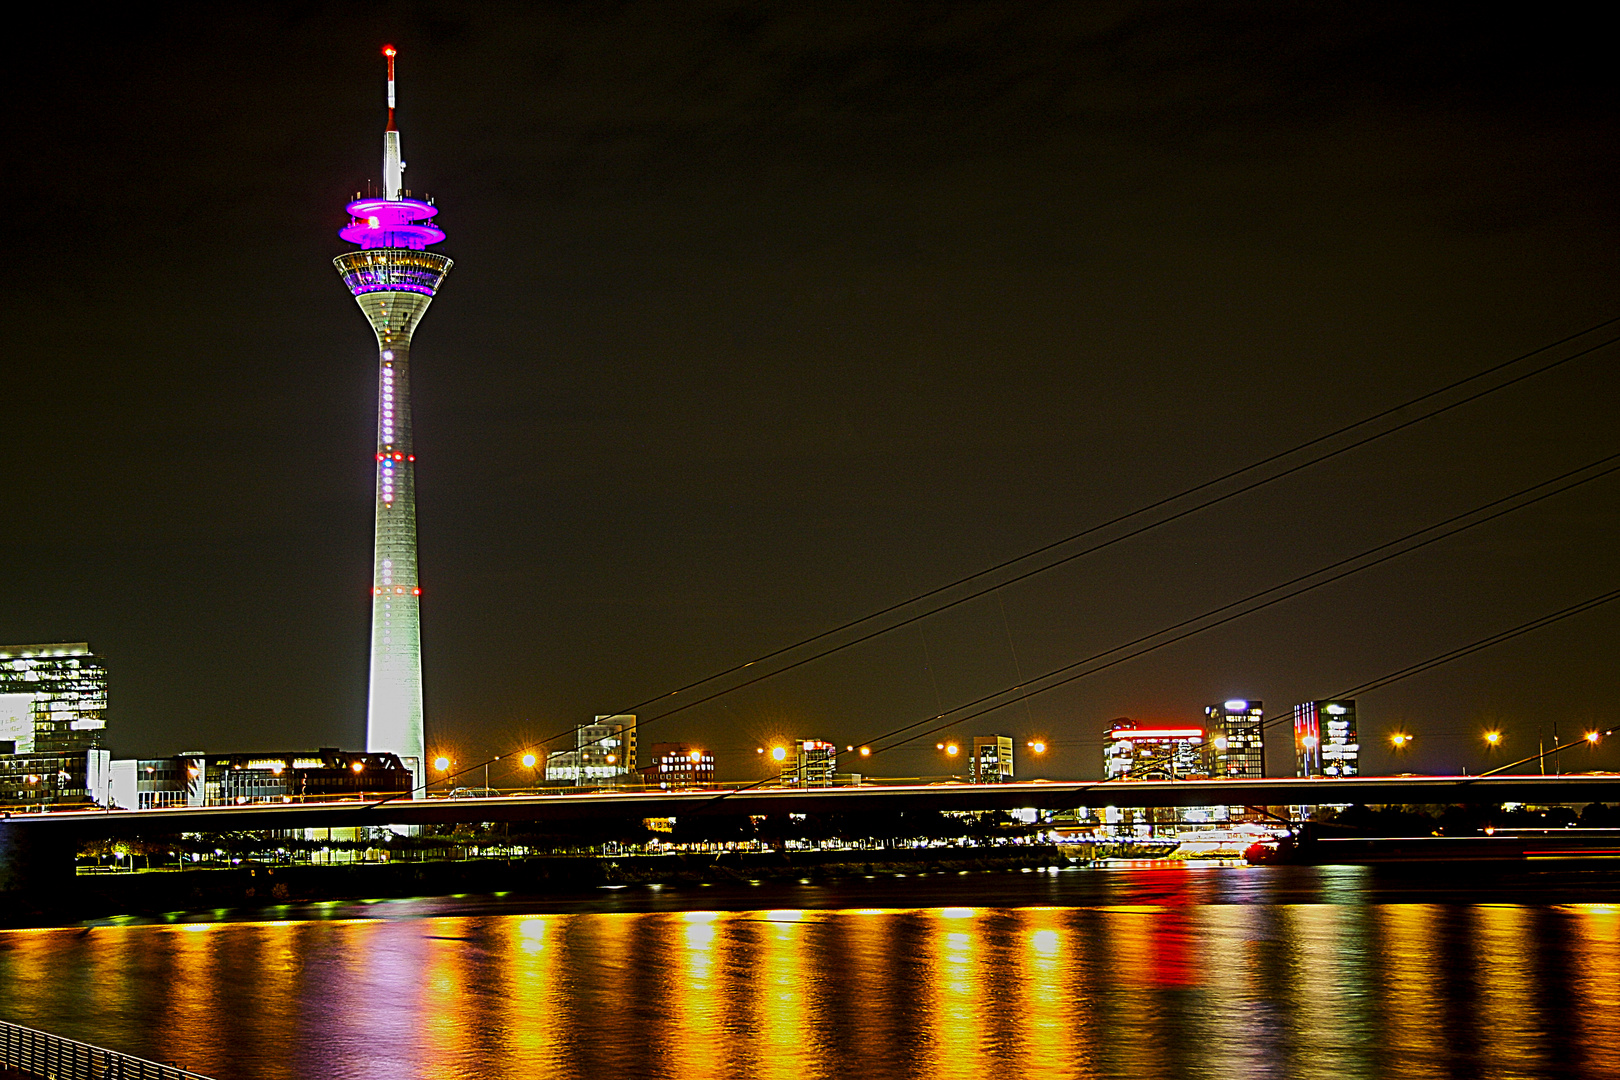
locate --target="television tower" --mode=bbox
[334,46,452,786]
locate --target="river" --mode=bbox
[2,862,1618,1078]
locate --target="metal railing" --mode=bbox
[1,1021,213,1080]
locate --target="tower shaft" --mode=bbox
[360,290,431,776]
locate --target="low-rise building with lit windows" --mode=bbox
[641,742,716,789]
[107,749,410,808]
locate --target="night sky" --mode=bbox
[2,3,1617,783]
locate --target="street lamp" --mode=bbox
[1026,740,1047,755]
[1390,732,1412,750]
[432,755,452,797]
[1484,730,1502,748]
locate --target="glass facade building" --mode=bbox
[1206,699,1266,778]
[1103,719,1211,781]
[782,739,837,787]
[0,642,107,755]
[1294,699,1359,777]
[971,736,1015,783]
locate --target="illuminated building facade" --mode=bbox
[0,643,111,806]
[0,642,107,754]
[782,739,837,787]
[1294,699,1359,777]
[335,48,453,790]
[107,749,410,809]
[545,717,637,785]
[641,742,716,789]
[971,736,1015,782]
[1103,719,1210,781]
[1206,699,1266,778]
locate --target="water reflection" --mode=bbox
[3,887,1620,1079]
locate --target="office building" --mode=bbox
[0,643,111,807]
[971,736,1015,783]
[782,739,837,787]
[1294,700,1359,777]
[0,749,110,807]
[1103,719,1210,781]
[1,642,108,755]
[641,742,716,789]
[335,47,454,791]
[106,749,410,809]
[545,717,636,784]
[1206,699,1266,778]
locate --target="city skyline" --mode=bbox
[0,7,1616,782]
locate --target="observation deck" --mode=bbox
[334,248,453,297]
[340,196,445,250]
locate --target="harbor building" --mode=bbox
[971,736,1015,782]
[1206,699,1266,778]
[1,642,111,806]
[1294,700,1360,777]
[545,717,637,785]
[1103,719,1211,781]
[782,739,837,787]
[641,743,716,789]
[107,749,411,809]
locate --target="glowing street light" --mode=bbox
[1390,733,1412,749]
[1483,730,1502,747]
[1587,731,1603,745]
[858,746,872,757]
[771,746,787,762]
[1026,740,1047,755]
[521,752,537,769]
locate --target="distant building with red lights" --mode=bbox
[1103,719,1210,781]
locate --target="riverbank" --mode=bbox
[6,845,1073,926]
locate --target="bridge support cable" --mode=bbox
[842,454,1620,765]
[519,324,1620,769]
[409,316,1620,801]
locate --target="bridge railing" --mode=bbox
[0,1020,213,1080]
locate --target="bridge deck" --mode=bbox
[9,774,1620,835]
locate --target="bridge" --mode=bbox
[5,772,1620,894]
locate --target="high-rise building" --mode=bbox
[642,742,716,789]
[1103,719,1210,781]
[334,48,453,791]
[0,642,107,754]
[1206,699,1266,778]
[782,739,837,787]
[1294,700,1359,777]
[971,736,1015,783]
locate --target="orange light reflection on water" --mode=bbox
[1567,904,1620,1076]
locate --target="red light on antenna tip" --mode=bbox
[383,46,397,57]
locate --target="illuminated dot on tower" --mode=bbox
[333,45,452,787]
